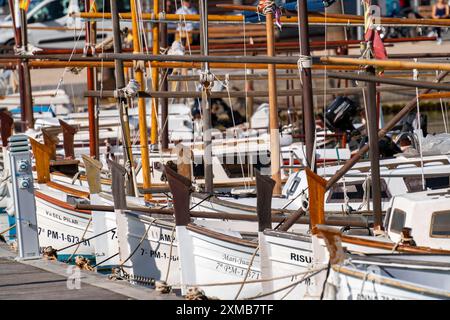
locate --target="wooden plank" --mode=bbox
[0,258,128,300]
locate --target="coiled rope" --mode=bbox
[257,0,282,30]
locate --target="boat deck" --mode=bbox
[0,244,181,300]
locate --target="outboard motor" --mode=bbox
[324,96,358,132]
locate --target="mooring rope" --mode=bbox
[56,227,116,253]
[244,267,327,300]
[234,245,260,300]
[65,217,93,263]
[164,226,176,283]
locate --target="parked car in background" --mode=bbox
[0,0,131,51]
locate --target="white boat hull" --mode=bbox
[35,190,94,260]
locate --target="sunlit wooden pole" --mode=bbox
[266,11,282,195]
[85,0,98,159]
[131,0,152,201]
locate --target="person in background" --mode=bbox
[432,0,449,44]
[166,0,176,45]
[175,0,199,46]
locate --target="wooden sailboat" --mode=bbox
[317,226,450,300]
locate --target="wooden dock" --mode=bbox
[0,244,181,300]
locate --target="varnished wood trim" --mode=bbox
[35,190,91,215]
[46,181,90,198]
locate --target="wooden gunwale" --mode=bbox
[45,181,90,199]
[34,190,91,215]
[333,265,450,298]
[186,223,258,249]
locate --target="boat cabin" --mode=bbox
[386,188,450,250]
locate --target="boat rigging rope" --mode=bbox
[234,245,260,300]
[118,219,155,268]
[0,224,16,237]
[336,147,350,213]
[65,217,92,263]
[189,193,213,211]
[244,267,327,300]
[92,252,119,269]
[164,226,176,283]
[431,70,450,133]
[183,265,327,288]
[322,4,329,171]
[257,0,282,30]
[297,56,313,87]
[211,73,248,188]
[56,227,116,253]
[413,62,426,190]
[54,22,86,96]
[357,173,371,211]
[319,260,332,300]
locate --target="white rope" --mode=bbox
[115,79,140,99]
[65,217,92,263]
[322,4,329,170]
[242,15,252,180]
[297,55,313,87]
[244,267,327,300]
[164,226,176,283]
[413,61,426,191]
[182,266,326,288]
[212,73,248,188]
[436,70,449,133]
[54,22,86,96]
[234,245,259,300]
[256,0,282,30]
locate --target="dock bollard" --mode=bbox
[7,135,40,260]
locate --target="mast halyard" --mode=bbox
[266,7,282,195]
[160,0,169,151]
[199,0,213,194]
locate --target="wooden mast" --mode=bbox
[85,0,99,159]
[366,66,383,231]
[266,9,282,195]
[298,0,315,170]
[199,0,213,193]
[130,0,152,202]
[110,0,136,196]
[19,3,34,130]
[9,0,34,131]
